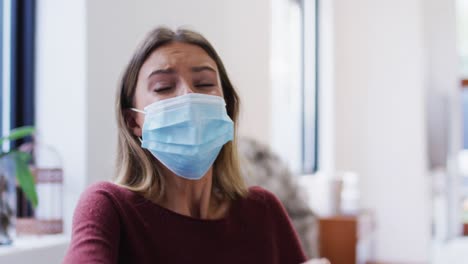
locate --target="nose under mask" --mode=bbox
[131,93,234,180]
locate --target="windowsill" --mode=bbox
[0,234,69,263]
[433,237,468,264]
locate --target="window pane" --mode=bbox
[463,89,468,149]
[0,0,3,138]
[301,0,318,173]
[0,0,11,151]
[457,0,468,237]
[271,0,318,174]
[271,0,303,173]
[457,0,468,78]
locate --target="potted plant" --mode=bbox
[0,126,38,245]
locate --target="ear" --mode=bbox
[124,109,143,137]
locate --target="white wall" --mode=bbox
[35,0,87,235]
[318,0,336,174]
[424,0,462,240]
[333,0,433,262]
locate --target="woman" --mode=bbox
[63,27,307,264]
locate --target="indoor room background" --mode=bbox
[0,0,467,263]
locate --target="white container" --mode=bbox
[299,171,360,216]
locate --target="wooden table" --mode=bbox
[319,211,375,264]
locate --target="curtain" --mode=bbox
[10,0,36,218]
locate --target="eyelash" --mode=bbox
[153,83,214,93]
[195,83,214,88]
[153,87,173,93]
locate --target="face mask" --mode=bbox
[131,93,234,180]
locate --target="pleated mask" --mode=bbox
[131,93,234,180]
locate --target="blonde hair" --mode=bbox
[114,27,247,202]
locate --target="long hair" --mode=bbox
[114,27,247,202]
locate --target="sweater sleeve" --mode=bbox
[63,183,121,264]
[260,188,308,264]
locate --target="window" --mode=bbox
[458,0,468,80]
[11,0,36,133]
[1,0,36,148]
[1,0,36,218]
[1,0,10,152]
[457,0,468,236]
[271,0,318,174]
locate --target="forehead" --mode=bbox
[141,42,218,72]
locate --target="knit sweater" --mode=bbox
[63,182,307,264]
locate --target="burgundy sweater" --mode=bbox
[63,182,307,264]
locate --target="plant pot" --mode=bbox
[0,156,17,245]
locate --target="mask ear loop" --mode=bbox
[129,108,145,143]
[130,108,145,114]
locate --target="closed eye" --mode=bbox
[195,83,214,88]
[153,86,173,93]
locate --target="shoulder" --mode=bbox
[78,182,120,207]
[85,181,123,192]
[79,181,134,203]
[73,181,131,222]
[67,183,124,262]
[243,186,285,213]
[83,181,126,195]
[247,186,281,202]
[245,187,307,261]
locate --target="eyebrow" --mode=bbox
[147,68,176,78]
[147,66,217,79]
[191,66,216,73]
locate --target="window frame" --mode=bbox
[1,0,36,217]
[300,0,319,174]
[270,0,319,175]
[0,0,3,144]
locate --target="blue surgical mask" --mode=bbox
[131,93,234,180]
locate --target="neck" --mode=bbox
[158,166,225,219]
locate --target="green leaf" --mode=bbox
[12,151,38,208]
[0,126,35,146]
